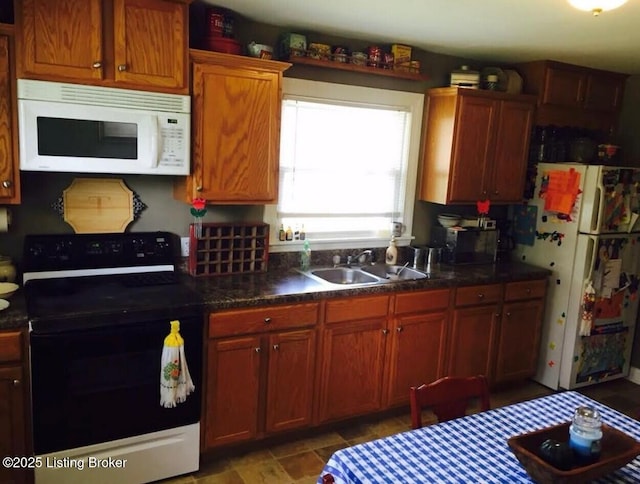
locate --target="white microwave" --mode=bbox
[17,79,191,175]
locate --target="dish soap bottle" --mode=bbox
[300,240,311,271]
[385,236,398,265]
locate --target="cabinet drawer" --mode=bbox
[325,295,390,324]
[209,302,320,338]
[0,331,22,363]
[505,279,547,301]
[394,289,450,315]
[455,284,502,307]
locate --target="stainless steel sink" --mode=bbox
[308,267,380,285]
[361,264,428,281]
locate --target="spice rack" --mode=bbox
[286,49,428,81]
[188,222,269,277]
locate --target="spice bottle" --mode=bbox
[285,226,293,241]
[385,236,398,265]
[278,224,286,242]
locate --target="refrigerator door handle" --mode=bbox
[585,235,599,281]
[590,177,605,233]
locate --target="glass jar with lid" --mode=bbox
[569,405,602,462]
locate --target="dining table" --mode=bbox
[317,391,640,483]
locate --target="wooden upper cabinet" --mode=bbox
[113,0,187,89]
[16,0,190,93]
[583,72,626,112]
[175,51,291,204]
[516,60,628,133]
[18,0,103,81]
[0,26,20,204]
[419,87,535,205]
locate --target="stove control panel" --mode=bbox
[23,232,178,273]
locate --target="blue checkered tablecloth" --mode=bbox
[317,391,640,483]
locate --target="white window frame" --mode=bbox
[265,78,424,252]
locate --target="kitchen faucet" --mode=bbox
[347,250,374,267]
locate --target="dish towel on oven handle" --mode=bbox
[160,320,195,408]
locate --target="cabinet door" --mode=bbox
[490,99,534,202]
[204,335,262,448]
[191,61,282,203]
[495,299,544,383]
[0,366,26,484]
[449,95,496,202]
[584,72,626,112]
[18,0,104,80]
[447,305,499,379]
[542,66,584,108]
[113,0,187,90]
[265,329,316,433]
[0,33,19,203]
[318,318,387,423]
[385,311,447,407]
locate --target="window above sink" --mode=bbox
[265,78,424,252]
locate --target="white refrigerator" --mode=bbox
[514,162,640,390]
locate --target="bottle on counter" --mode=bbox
[300,240,311,271]
[285,226,293,241]
[278,224,286,241]
[385,236,398,265]
[299,224,306,240]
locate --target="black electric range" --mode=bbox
[23,231,204,332]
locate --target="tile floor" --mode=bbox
[159,378,640,484]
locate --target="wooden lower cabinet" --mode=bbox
[265,329,316,433]
[384,289,449,407]
[495,280,546,384]
[204,304,318,450]
[0,331,27,484]
[447,305,500,379]
[447,284,502,380]
[205,335,261,447]
[318,317,387,423]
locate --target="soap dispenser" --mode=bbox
[385,236,398,265]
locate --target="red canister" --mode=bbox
[206,8,225,37]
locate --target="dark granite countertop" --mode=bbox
[0,261,551,331]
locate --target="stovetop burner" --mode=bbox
[23,232,203,332]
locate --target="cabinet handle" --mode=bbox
[254,347,261,353]
[495,313,501,318]
[264,317,271,324]
[2,180,11,188]
[382,329,389,335]
[526,288,531,294]
[396,326,403,333]
[12,379,20,386]
[477,293,485,299]
[493,190,499,195]
[118,64,127,72]
[196,185,203,192]
[506,312,511,318]
[273,344,279,351]
[92,61,102,68]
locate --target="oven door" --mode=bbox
[30,315,203,455]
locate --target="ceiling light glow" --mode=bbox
[568,0,628,15]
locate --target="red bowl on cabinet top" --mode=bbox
[205,37,241,55]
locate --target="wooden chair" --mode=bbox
[409,375,491,429]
